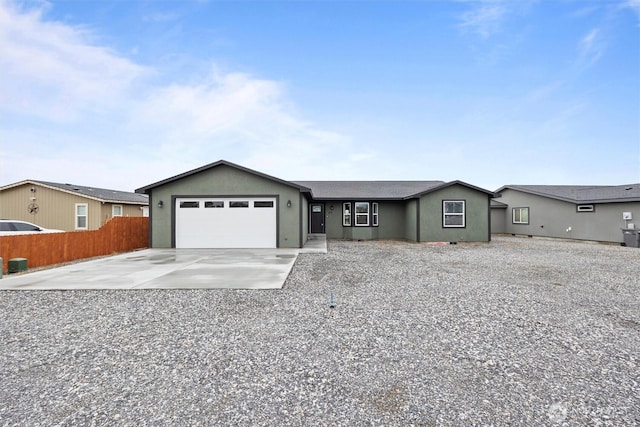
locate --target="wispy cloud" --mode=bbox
[143,11,180,23]
[0,1,147,122]
[624,0,640,20]
[459,1,508,39]
[578,28,605,69]
[0,0,364,189]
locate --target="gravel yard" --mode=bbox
[1,236,638,426]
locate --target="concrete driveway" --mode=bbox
[0,247,314,290]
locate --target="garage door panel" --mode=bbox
[176,198,277,248]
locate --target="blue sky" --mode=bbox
[1,0,639,192]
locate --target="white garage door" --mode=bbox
[175,197,277,248]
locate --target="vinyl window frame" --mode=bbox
[355,202,370,227]
[75,203,88,230]
[443,200,465,228]
[512,207,530,224]
[372,202,379,227]
[576,204,594,213]
[343,202,352,226]
[112,205,123,217]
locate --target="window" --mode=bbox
[75,204,88,229]
[112,205,123,217]
[229,201,249,208]
[205,201,224,208]
[577,204,594,212]
[512,207,529,224]
[180,201,199,208]
[343,203,351,226]
[443,201,465,228]
[372,203,379,226]
[13,222,40,232]
[254,201,274,208]
[355,202,370,226]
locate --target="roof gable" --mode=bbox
[135,160,311,194]
[410,180,497,198]
[293,181,445,200]
[1,180,149,204]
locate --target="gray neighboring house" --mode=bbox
[492,184,640,243]
[135,160,496,249]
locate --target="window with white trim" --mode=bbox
[75,203,88,229]
[112,205,123,217]
[443,200,465,228]
[343,203,351,226]
[355,202,370,226]
[577,204,594,212]
[372,202,379,226]
[512,207,529,224]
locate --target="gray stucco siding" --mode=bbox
[321,200,409,241]
[149,165,302,248]
[491,206,507,234]
[496,189,639,243]
[404,199,418,241]
[419,185,491,242]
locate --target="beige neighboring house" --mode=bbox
[0,180,149,232]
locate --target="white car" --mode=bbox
[0,219,65,235]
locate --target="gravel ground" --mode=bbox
[0,236,638,426]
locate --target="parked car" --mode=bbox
[0,219,64,235]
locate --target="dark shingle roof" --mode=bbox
[32,180,149,204]
[292,181,445,199]
[136,160,311,194]
[497,184,640,203]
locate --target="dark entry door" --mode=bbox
[310,204,325,233]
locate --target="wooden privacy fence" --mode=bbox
[1,217,149,274]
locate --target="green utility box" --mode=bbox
[8,258,28,274]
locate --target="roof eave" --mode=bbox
[2,180,148,205]
[497,186,640,204]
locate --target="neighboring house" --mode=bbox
[0,180,149,232]
[135,160,496,249]
[492,184,640,243]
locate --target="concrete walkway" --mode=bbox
[0,237,327,290]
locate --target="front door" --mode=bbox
[310,204,325,233]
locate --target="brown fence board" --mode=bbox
[1,217,149,274]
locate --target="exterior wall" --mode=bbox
[495,189,640,243]
[321,200,412,241]
[0,183,144,231]
[419,185,491,242]
[491,207,507,234]
[148,164,302,248]
[404,199,418,241]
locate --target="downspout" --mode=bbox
[148,193,154,248]
[299,192,304,248]
[416,198,421,242]
[487,196,492,242]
